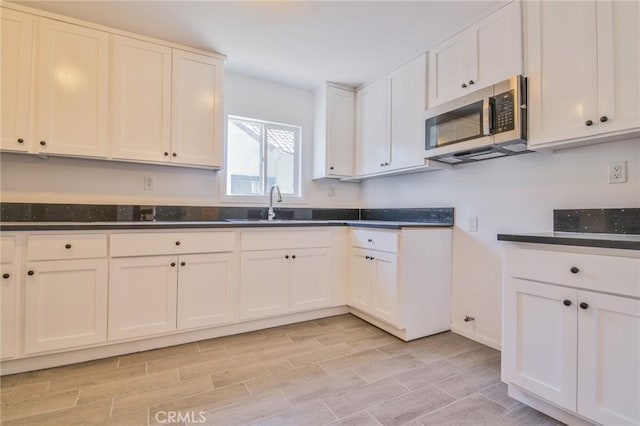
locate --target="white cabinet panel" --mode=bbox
[177,253,237,330]
[35,18,109,157]
[503,278,577,412]
[349,249,372,313]
[240,250,289,320]
[111,36,172,162]
[577,291,640,425]
[370,252,399,326]
[289,248,331,312]
[325,87,355,177]
[428,34,467,106]
[1,265,17,359]
[171,50,223,167]
[109,256,177,340]
[24,259,108,353]
[356,78,390,175]
[1,9,33,152]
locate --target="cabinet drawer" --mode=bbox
[351,229,399,253]
[27,234,107,261]
[505,247,640,297]
[110,231,236,257]
[1,237,15,264]
[241,230,331,251]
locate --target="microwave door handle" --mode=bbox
[483,98,495,136]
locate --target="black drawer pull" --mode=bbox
[563,299,572,307]
[580,302,589,310]
[570,266,580,274]
[180,262,186,266]
[171,262,176,267]
[65,243,72,249]
[175,241,181,246]
[2,273,10,279]
[285,255,289,259]
[27,270,34,276]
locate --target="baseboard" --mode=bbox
[508,385,595,426]
[0,306,349,375]
[451,325,501,350]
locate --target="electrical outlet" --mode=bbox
[327,186,336,197]
[144,175,156,191]
[467,216,478,232]
[608,161,627,183]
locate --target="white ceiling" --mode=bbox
[16,1,505,90]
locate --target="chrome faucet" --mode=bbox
[268,184,282,220]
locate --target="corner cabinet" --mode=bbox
[428,1,522,107]
[502,244,640,426]
[348,227,452,341]
[356,54,445,178]
[1,9,33,152]
[312,84,355,179]
[34,18,110,158]
[525,0,640,149]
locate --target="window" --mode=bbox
[225,116,301,198]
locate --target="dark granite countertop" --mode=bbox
[497,232,640,251]
[0,220,453,232]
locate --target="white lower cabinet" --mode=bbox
[1,265,17,359]
[240,250,290,320]
[24,259,108,353]
[503,244,640,426]
[288,248,331,312]
[109,256,178,340]
[349,228,452,340]
[177,253,236,330]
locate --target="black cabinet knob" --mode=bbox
[370,257,375,261]
[17,138,24,144]
[180,261,186,266]
[461,83,467,88]
[570,266,580,274]
[171,262,176,267]
[365,256,370,260]
[600,116,608,123]
[164,152,169,156]
[2,273,10,279]
[585,120,593,126]
[368,239,373,243]
[40,140,46,146]
[468,80,475,85]
[27,270,34,276]
[175,241,181,246]
[285,255,289,259]
[65,243,72,249]
[380,163,385,167]
[172,153,177,157]
[329,166,334,170]
[292,255,296,259]
[563,299,572,307]
[580,302,589,310]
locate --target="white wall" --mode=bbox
[360,138,640,348]
[0,72,361,207]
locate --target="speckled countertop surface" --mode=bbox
[497,232,640,251]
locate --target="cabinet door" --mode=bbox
[1,265,17,359]
[525,1,599,146]
[326,87,355,177]
[427,32,468,107]
[35,18,109,157]
[1,9,33,152]
[389,54,426,170]
[370,251,400,326]
[289,248,331,312]
[239,250,289,320]
[356,78,390,176]
[171,50,223,167]
[24,259,108,353]
[471,2,522,91]
[177,253,237,330]
[595,0,640,135]
[111,36,172,162]
[109,256,177,340]
[577,291,640,425]
[349,248,372,313]
[502,278,577,411]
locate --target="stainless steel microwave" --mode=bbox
[424,75,529,164]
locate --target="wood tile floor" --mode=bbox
[0,314,563,425]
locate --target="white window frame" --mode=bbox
[220,115,304,203]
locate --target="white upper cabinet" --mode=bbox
[1,9,33,152]
[428,2,522,108]
[35,18,109,157]
[110,36,172,162]
[313,84,355,179]
[525,0,639,148]
[356,77,390,176]
[171,50,224,168]
[389,54,427,171]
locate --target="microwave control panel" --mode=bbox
[494,90,515,134]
